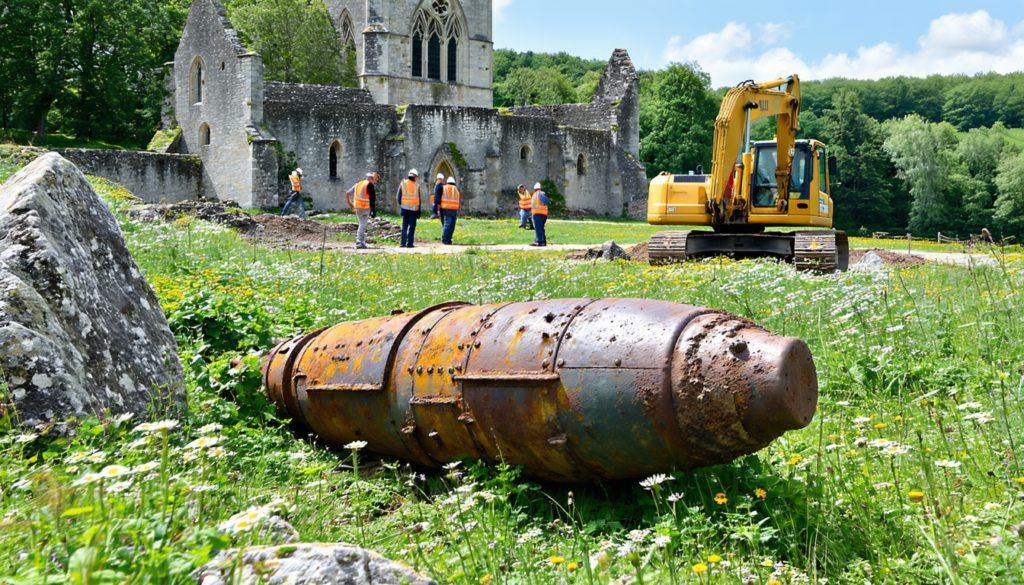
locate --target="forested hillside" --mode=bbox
[495,50,1024,238]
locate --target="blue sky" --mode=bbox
[491,1,1024,87]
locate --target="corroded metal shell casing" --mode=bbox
[263,299,817,482]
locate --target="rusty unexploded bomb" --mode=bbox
[263,298,817,482]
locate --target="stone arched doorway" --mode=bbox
[435,160,456,183]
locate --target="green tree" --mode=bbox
[818,90,897,230]
[228,0,353,86]
[638,62,717,178]
[2,0,188,143]
[494,67,577,106]
[882,115,962,233]
[993,151,1024,237]
[943,83,996,131]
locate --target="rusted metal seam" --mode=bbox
[544,298,607,480]
[453,372,560,382]
[307,384,382,392]
[281,327,328,430]
[658,309,726,465]
[384,301,471,468]
[457,303,515,460]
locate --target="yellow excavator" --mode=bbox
[647,75,848,271]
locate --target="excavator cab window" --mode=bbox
[752,145,812,208]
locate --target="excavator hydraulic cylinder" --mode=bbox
[263,298,817,482]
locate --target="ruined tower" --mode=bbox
[323,0,493,107]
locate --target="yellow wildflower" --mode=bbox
[755,488,767,499]
[566,562,578,572]
[692,563,708,574]
[909,490,925,502]
[786,454,802,465]
[714,493,728,505]
[1012,478,1024,484]
[707,554,722,563]
[874,423,887,429]
[549,556,565,565]
[478,575,492,583]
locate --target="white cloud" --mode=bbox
[662,10,1024,87]
[759,22,791,47]
[493,0,513,21]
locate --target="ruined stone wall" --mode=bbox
[173,0,274,208]
[55,150,205,204]
[263,83,399,211]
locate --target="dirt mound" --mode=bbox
[249,215,402,248]
[850,248,927,267]
[626,242,649,263]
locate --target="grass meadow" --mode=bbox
[0,177,1023,584]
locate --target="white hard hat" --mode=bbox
[409,169,418,177]
[437,173,445,181]
[447,176,456,185]
[295,168,303,176]
[534,182,542,190]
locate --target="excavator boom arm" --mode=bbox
[708,76,801,207]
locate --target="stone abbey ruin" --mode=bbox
[63,0,647,217]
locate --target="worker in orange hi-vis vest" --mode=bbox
[346,172,379,249]
[517,184,535,230]
[529,182,549,247]
[396,169,422,248]
[440,176,460,245]
[281,168,307,219]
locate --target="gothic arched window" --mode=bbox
[189,57,205,104]
[329,141,342,179]
[428,32,441,80]
[411,0,464,83]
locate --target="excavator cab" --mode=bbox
[749,140,833,227]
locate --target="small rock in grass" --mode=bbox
[191,543,437,585]
[850,251,884,271]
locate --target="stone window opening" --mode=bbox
[520,145,531,161]
[577,153,588,176]
[199,123,211,146]
[189,57,205,105]
[339,10,356,64]
[411,2,464,83]
[329,141,342,179]
[220,62,225,71]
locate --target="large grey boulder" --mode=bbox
[0,153,185,426]
[192,544,436,585]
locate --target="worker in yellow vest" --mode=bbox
[346,172,378,249]
[440,176,460,245]
[517,184,534,230]
[529,182,548,247]
[281,168,307,219]
[396,169,422,248]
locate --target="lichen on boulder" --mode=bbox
[0,153,185,426]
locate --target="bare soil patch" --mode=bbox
[248,215,403,250]
[850,248,928,267]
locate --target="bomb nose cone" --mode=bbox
[735,329,818,441]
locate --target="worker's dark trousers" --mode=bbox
[441,209,458,244]
[401,210,418,247]
[533,214,547,245]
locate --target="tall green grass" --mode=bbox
[1,194,1023,584]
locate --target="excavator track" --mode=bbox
[648,230,696,266]
[793,231,849,272]
[649,230,849,272]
